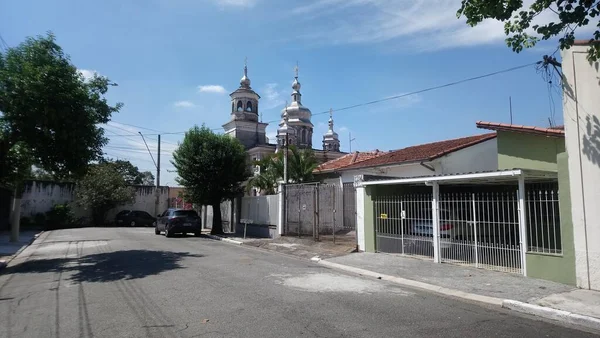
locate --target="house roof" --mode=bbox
[315,150,387,173]
[476,121,565,138]
[342,133,497,171]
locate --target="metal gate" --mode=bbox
[374,193,434,259]
[285,183,356,243]
[438,191,521,274]
[374,190,523,273]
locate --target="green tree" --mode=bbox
[101,158,155,185]
[457,0,600,61]
[171,125,251,234]
[247,146,319,195]
[0,32,122,187]
[75,162,135,225]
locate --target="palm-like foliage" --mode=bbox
[247,146,318,195]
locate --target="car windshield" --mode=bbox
[173,210,198,217]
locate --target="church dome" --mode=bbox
[292,77,301,92]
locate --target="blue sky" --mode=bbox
[2,0,566,185]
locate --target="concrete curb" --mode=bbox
[204,234,243,245]
[503,300,600,332]
[0,231,44,271]
[317,260,503,306]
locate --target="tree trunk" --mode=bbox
[211,202,223,235]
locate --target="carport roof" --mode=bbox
[357,169,557,186]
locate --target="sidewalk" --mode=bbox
[206,234,356,260]
[321,253,600,332]
[0,230,41,269]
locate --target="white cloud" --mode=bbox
[173,100,196,108]
[289,0,560,51]
[198,85,227,94]
[78,69,99,81]
[261,83,286,110]
[210,0,258,8]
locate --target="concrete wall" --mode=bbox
[525,152,576,285]
[497,131,565,171]
[562,44,600,290]
[19,180,169,222]
[341,138,498,183]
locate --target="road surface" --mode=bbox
[0,228,595,338]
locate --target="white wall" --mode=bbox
[562,44,600,290]
[20,181,169,222]
[240,195,279,226]
[339,138,498,183]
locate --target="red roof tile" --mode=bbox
[315,150,387,173]
[476,121,565,137]
[342,133,497,171]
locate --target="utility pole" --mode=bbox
[156,134,161,217]
[349,132,356,153]
[509,96,513,124]
[139,132,160,217]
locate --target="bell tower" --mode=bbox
[222,58,268,149]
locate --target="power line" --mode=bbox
[0,33,9,51]
[106,61,539,137]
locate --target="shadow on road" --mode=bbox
[3,250,203,283]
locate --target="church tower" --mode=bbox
[322,109,341,152]
[222,59,268,149]
[277,64,313,150]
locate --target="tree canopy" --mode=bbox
[0,32,122,188]
[100,158,155,185]
[247,146,319,195]
[171,125,251,234]
[75,162,135,225]
[457,0,600,60]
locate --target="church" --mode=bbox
[221,61,346,179]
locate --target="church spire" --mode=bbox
[240,57,251,88]
[322,108,340,152]
[291,62,301,104]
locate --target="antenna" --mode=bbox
[349,132,356,153]
[509,96,513,125]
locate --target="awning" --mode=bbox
[357,169,557,187]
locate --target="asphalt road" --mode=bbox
[0,228,596,338]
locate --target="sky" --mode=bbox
[2,0,570,186]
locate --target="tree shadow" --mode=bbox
[583,115,600,168]
[3,250,203,283]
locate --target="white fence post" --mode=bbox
[355,185,366,251]
[432,182,441,263]
[518,176,528,276]
[278,183,284,236]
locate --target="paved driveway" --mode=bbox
[0,228,595,338]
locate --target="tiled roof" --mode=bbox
[315,150,387,173]
[476,121,565,137]
[342,133,497,171]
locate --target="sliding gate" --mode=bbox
[374,188,524,274]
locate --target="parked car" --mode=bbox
[155,208,202,237]
[411,208,518,248]
[115,210,156,227]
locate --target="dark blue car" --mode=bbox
[155,208,202,237]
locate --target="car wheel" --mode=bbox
[155,227,160,235]
[165,227,172,238]
[130,221,136,227]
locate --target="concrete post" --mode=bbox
[355,185,366,251]
[277,183,284,236]
[518,175,528,276]
[432,182,440,263]
[9,194,21,243]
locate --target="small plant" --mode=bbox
[33,213,46,227]
[45,204,75,230]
